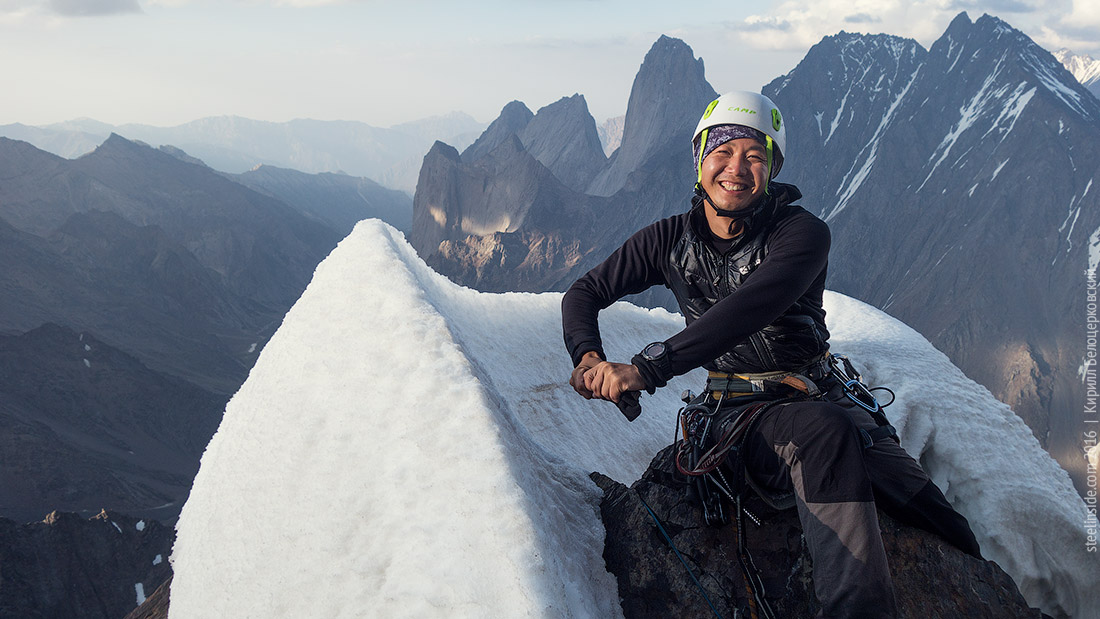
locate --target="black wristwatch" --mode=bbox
[640,341,672,377]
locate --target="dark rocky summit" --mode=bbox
[0,510,173,619]
[587,35,716,198]
[515,94,607,191]
[593,445,1043,618]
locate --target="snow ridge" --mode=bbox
[169,221,1098,618]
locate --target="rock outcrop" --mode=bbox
[412,136,605,292]
[593,445,1043,618]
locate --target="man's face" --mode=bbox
[699,137,769,213]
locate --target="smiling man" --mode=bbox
[561,91,981,618]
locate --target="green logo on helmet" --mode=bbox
[772,109,782,131]
[702,98,720,120]
[727,106,757,115]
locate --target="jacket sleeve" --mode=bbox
[660,212,831,378]
[561,219,674,367]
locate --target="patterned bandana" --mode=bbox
[692,124,767,166]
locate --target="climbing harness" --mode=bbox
[667,353,897,619]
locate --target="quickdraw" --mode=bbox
[674,390,792,618]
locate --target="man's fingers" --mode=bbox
[585,366,604,398]
[570,366,593,398]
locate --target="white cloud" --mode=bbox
[734,0,948,51]
[731,0,1083,53]
[1025,0,1100,53]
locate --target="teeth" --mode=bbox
[720,181,748,191]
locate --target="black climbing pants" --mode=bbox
[740,380,981,619]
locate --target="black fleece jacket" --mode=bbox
[561,183,830,391]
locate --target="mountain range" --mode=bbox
[0,113,487,195]
[408,13,1100,495]
[766,13,1100,495]
[0,134,353,522]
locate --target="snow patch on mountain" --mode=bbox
[169,220,1097,618]
[1024,48,1093,118]
[828,68,920,220]
[918,52,1034,192]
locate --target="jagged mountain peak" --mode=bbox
[426,139,462,163]
[932,12,1043,68]
[926,12,1100,124]
[500,99,534,116]
[518,93,605,191]
[765,28,926,204]
[1054,48,1100,84]
[587,35,716,197]
[535,93,587,112]
[461,100,533,163]
[770,29,925,104]
[85,132,169,163]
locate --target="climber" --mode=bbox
[561,90,982,619]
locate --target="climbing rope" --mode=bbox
[637,492,725,619]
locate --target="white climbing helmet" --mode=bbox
[692,91,786,181]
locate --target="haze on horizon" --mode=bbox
[1,0,1097,129]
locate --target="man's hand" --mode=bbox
[583,361,645,404]
[570,351,604,399]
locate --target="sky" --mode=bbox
[1,0,1098,128]
[167,218,1095,618]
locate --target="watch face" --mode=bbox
[644,342,666,359]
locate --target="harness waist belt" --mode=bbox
[706,356,830,397]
